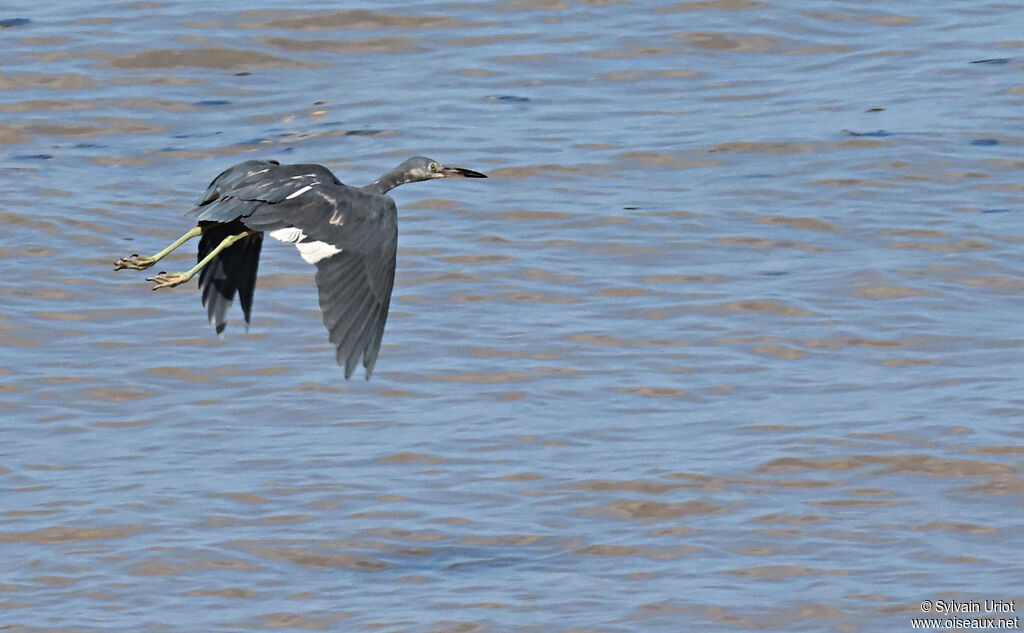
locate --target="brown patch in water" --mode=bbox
[703,140,818,154]
[223,492,269,505]
[32,576,75,586]
[571,479,681,494]
[0,99,94,113]
[144,367,212,383]
[113,97,199,112]
[0,72,95,90]
[787,44,853,55]
[711,299,815,317]
[0,524,143,544]
[459,534,547,547]
[96,420,151,428]
[252,9,463,30]
[617,386,691,398]
[814,177,893,188]
[249,546,391,571]
[676,31,791,52]
[885,239,991,252]
[106,48,315,69]
[915,522,996,535]
[253,612,354,629]
[718,236,829,251]
[880,358,938,367]
[751,344,807,360]
[441,255,515,264]
[187,587,258,599]
[642,273,726,283]
[80,387,153,402]
[584,499,727,519]
[427,371,534,383]
[294,382,349,394]
[567,334,689,348]
[258,36,416,54]
[619,151,724,169]
[501,292,577,303]
[601,69,700,81]
[467,347,557,360]
[808,499,905,508]
[753,512,831,522]
[956,276,1024,291]
[588,46,679,58]
[726,565,847,579]
[521,268,580,282]
[856,285,933,299]
[257,515,316,525]
[882,228,947,238]
[970,445,1024,456]
[657,0,767,11]
[494,209,573,221]
[379,452,446,464]
[0,212,60,233]
[501,472,545,482]
[597,287,649,297]
[760,455,1017,479]
[869,14,916,25]
[753,215,837,232]
[0,124,29,144]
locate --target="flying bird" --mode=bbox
[114,156,487,379]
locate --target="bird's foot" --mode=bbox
[146,272,190,290]
[114,254,157,270]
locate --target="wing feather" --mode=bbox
[196,220,263,333]
[313,243,396,379]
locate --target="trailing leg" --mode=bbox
[114,225,203,270]
[147,230,256,290]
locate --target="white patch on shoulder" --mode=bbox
[295,240,342,264]
[268,227,306,243]
[269,227,341,264]
[285,184,313,200]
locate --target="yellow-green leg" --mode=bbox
[115,225,203,271]
[147,230,256,290]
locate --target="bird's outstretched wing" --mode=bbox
[311,225,397,380]
[274,185,398,380]
[184,159,398,378]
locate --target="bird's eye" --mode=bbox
[429,162,441,173]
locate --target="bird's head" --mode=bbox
[367,156,487,194]
[399,156,488,183]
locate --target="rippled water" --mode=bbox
[2,2,1023,631]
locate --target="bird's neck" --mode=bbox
[363,171,406,195]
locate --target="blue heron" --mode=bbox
[115,156,487,379]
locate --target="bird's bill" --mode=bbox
[441,166,487,178]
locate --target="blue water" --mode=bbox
[1,2,1023,631]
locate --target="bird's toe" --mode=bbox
[114,254,156,271]
[146,272,186,290]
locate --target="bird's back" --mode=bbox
[186,161,347,223]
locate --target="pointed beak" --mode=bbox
[440,165,487,179]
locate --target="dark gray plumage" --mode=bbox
[115,156,487,379]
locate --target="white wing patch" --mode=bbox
[295,240,342,264]
[268,227,305,243]
[285,184,313,200]
[268,227,341,264]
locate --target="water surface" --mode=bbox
[1,2,1023,632]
